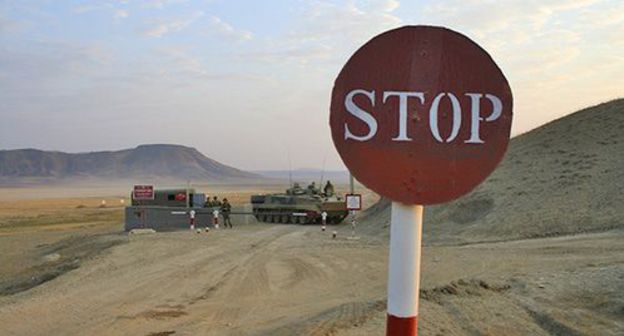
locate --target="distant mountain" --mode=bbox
[0,144,259,182]
[360,98,624,244]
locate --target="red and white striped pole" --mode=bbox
[213,210,219,229]
[386,202,424,335]
[189,210,196,231]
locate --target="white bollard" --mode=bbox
[189,210,196,231]
[386,202,423,335]
[213,209,220,229]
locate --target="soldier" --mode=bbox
[212,196,222,208]
[323,180,335,196]
[307,181,318,194]
[204,196,212,208]
[291,182,303,194]
[221,198,232,228]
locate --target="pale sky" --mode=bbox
[1,0,622,170]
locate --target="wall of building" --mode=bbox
[124,205,254,231]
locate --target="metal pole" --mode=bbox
[386,202,423,335]
[319,154,327,189]
[349,173,355,194]
[288,151,293,188]
[186,180,190,208]
[349,174,357,239]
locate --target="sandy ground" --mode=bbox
[0,188,622,335]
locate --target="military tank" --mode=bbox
[251,182,348,224]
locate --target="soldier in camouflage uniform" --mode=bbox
[220,198,232,228]
[307,182,319,194]
[323,180,335,196]
[212,196,222,208]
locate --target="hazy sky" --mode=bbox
[1,0,622,170]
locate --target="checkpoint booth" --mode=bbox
[124,187,211,231]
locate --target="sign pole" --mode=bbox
[349,173,355,194]
[186,180,190,209]
[387,202,423,335]
[351,210,356,238]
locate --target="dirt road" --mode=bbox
[1,221,622,335]
[0,224,385,336]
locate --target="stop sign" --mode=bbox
[330,26,513,205]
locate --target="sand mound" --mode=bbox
[360,98,624,244]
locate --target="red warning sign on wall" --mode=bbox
[133,185,154,200]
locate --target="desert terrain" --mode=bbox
[1,100,623,335]
[0,184,622,336]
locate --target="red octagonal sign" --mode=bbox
[330,26,513,205]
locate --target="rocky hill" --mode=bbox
[360,98,624,245]
[0,144,258,182]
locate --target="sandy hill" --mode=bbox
[0,144,258,183]
[360,98,624,245]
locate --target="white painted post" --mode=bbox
[387,202,423,335]
[213,209,219,229]
[350,210,357,238]
[189,209,196,231]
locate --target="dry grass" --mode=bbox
[0,197,125,235]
